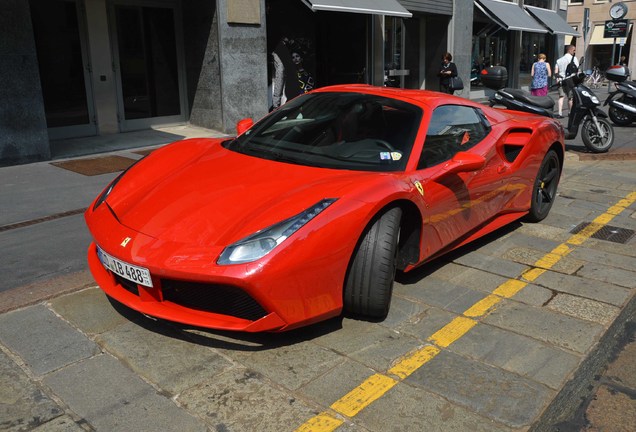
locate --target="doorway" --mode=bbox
[383,17,421,89]
[30,0,97,140]
[109,1,187,131]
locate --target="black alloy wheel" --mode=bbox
[526,149,560,222]
[608,106,634,126]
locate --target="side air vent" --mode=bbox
[501,129,532,163]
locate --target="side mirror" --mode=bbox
[236,118,254,135]
[440,152,486,176]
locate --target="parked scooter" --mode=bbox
[483,66,614,153]
[603,65,636,126]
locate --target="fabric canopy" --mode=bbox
[301,0,412,17]
[589,23,632,45]
[475,0,547,33]
[525,6,580,36]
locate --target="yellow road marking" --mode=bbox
[428,316,478,347]
[295,414,343,432]
[295,190,636,432]
[330,374,398,417]
[388,345,440,379]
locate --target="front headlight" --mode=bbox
[217,198,337,265]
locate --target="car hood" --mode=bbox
[106,139,384,246]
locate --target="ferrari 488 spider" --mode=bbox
[85,85,565,332]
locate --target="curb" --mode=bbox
[531,288,636,431]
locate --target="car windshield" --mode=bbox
[226,92,422,172]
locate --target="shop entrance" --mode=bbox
[383,17,421,89]
[109,1,186,131]
[30,0,97,140]
[266,0,368,109]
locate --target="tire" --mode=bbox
[608,106,634,126]
[525,150,560,223]
[581,117,614,153]
[344,207,402,319]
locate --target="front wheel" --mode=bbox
[581,117,614,153]
[525,150,561,222]
[608,106,634,126]
[344,207,402,319]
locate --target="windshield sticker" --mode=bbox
[380,152,391,160]
[391,152,402,161]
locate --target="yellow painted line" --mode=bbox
[427,316,477,347]
[464,279,529,318]
[295,190,636,432]
[330,374,398,418]
[521,267,546,282]
[463,294,502,318]
[388,345,441,379]
[295,413,343,432]
[493,279,528,298]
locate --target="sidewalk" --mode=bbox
[0,124,635,432]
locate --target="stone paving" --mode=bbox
[0,153,635,431]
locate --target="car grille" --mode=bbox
[114,274,139,296]
[161,279,268,321]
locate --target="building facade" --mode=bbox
[1,0,574,166]
[567,0,635,74]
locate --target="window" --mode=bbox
[568,0,583,5]
[523,0,552,8]
[419,106,491,169]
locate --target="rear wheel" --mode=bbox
[582,117,614,153]
[344,207,402,319]
[608,106,634,126]
[526,149,560,222]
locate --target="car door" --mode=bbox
[411,104,509,259]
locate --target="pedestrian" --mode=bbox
[554,45,579,118]
[438,52,458,95]
[530,53,552,96]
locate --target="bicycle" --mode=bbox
[584,66,604,89]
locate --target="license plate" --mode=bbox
[97,246,153,288]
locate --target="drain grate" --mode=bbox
[570,222,636,244]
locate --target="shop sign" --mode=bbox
[604,20,629,39]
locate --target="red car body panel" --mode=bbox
[85,85,564,332]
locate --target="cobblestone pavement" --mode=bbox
[0,135,635,431]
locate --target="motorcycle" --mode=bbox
[603,65,636,126]
[484,66,614,153]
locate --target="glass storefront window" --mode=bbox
[472,24,508,72]
[520,32,549,87]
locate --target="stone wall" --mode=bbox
[184,0,268,135]
[0,0,50,166]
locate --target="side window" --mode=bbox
[418,105,491,169]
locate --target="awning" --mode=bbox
[589,23,633,45]
[525,6,580,36]
[475,0,547,33]
[302,0,412,17]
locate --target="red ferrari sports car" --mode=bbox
[85,85,565,332]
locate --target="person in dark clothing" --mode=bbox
[438,52,458,95]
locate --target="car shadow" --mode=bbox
[106,295,344,351]
[396,220,521,285]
